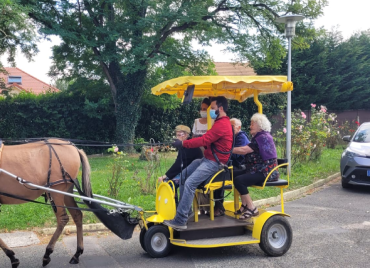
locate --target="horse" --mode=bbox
[0,139,92,268]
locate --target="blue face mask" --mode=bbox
[209,109,217,119]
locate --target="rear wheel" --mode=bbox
[259,215,292,257]
[144,225,172,258]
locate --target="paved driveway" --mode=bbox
[1,178,370,268]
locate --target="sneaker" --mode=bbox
[163,220,187,230]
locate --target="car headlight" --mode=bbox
[344,149,366,158]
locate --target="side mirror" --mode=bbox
[342,135,351,142]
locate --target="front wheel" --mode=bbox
[144,225,172,258]
[259,215,292,257]
[341,179,352,189]
[139,223,154,252]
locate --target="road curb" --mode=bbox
[39,172,340,235]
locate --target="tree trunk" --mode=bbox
[115,69,147,151]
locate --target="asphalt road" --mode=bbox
[1,178,370,268]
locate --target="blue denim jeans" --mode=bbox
[174,158,220,225]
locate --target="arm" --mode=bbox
[183,121,222,148]
[165,151,183,179]
[233,145,254,155]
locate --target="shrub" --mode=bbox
[275,104,341,166]
[106,146,130,198]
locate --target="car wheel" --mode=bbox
[341,179,352,189]
[144,225,172,258]
[259,215,292,257]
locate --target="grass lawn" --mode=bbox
[0,148,342,232]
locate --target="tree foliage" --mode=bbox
[273,30,370,110]
[0,0,38,68]
[21,0,327,144]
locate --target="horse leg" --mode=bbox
[64,189,84,264]
[42,193,69,267]
[0,238,20,268]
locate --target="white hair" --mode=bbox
[230,118,242,126]
[251,113,271,132]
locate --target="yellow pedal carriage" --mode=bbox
[139,76,293,258]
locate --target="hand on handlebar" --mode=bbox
[172,139,183,150]
[158,175,166,183]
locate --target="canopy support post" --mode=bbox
[253,91,262,114]
[207,105,212,130]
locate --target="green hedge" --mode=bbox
[0,91,285,149]
[0,91,115,153]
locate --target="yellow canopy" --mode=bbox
[151,76,293,102]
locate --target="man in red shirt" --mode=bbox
[164,96,233,230]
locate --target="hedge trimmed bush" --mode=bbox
[0,91,284,151]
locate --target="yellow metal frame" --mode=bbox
[194,166,234,221]
[251,162,289,213]
[251,211,290,240]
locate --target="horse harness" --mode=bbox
[0,139,100,213]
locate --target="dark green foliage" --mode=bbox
[257,30,370,111]
[0,0,38,70]
[0,90,115,153]
[136,94,286,142]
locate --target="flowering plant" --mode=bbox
[106,145,130,197]
[275,104,340,166]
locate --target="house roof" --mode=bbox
[0,67,59,94]
[214,62,256,76]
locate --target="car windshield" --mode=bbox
[352,124,370,143]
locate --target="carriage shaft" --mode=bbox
[0,168,140,211]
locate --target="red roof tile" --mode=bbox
[0,67,59,94]
[214,62,256,76]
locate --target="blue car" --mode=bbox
[340,122,370,188]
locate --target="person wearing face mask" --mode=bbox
[164,96,233,230]
[192,98,214,214]
[192,98,214,138]
[158,125,203,206]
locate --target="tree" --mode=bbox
[262,30,370,111]
[0,0,39,90]
[21,0,327,145]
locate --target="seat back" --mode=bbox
[198,166,233,193]
[252,159,289,190]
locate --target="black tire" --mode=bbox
[139,223,154,252]
[144,225,172,258]
[259,215,292,257]
[341,179,352,189]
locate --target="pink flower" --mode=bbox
[283,128,287,134]
[114,147,119,152]
[320,105,327,113]
[301,112,307,119]
[311,103,316,108]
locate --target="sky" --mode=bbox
[3,0,370,84]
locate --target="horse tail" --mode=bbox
[78,149,93,197]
